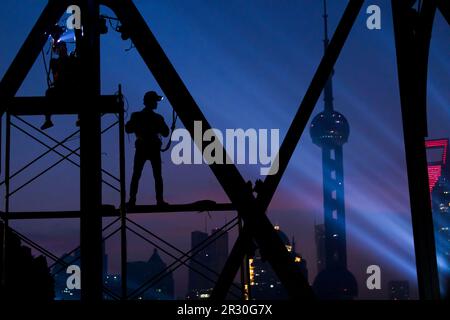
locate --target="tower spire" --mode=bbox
[310,0,355,299]
[323,0,334,112]
[323,0,329,46]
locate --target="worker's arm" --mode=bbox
[125,113,137,133]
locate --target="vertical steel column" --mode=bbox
[118,85,127,300]
[79,0,103,301]
[4,114,10,222]
[1,114,11,290]
[392,1,440,300]
[0,115,3,175]
[238,217,246,300]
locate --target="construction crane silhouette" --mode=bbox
[0,0,448,301]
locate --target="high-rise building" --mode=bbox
[426,139,448,194]
[187,231,211,296]
[209,228,229,276]
[249,225,308,300]
[127,249,174,300]
[186,228,229,299]
[310,0,357,299]
[388,280,410,300]
[426,138,450,295]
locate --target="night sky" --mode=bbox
[0,0,449,299]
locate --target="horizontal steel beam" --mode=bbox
[5,96,121,115]
[0,202,235,219]
[127,202,235,213]
[0,204,116,220]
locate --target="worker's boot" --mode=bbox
[41,119,54,130]
[126,197,136,208]
[157,198,168,207]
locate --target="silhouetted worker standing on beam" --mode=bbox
[126,91,169,207]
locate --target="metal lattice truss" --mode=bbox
[4,215,241,300]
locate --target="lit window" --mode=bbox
[249,258,255,282]
[331,171,336,180]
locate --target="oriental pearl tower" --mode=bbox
[310,0,357,299]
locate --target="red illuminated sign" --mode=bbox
[426,139,449,193]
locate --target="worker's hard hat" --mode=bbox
[144,91,163,102]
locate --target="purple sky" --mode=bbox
[0,0,449,299]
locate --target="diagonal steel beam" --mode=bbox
[438,0,450,25]
[257,0,365,210]
[212,0,365,299]
[103,0,251,207]
[103,0,313,299]
[0,0,70,115]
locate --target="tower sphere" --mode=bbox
[310,110,350,147]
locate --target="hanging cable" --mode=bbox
[160,109,178,152]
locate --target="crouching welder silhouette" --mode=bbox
[41,40,81,130]
[126,91,170,207]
